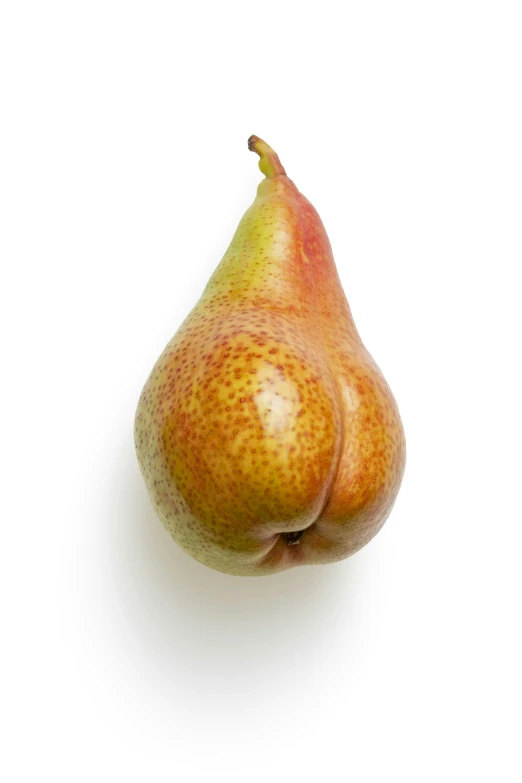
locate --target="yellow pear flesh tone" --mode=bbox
[135,136,406,576]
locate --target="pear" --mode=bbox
[135,136,405,576]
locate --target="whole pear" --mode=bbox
[135,136,405,576]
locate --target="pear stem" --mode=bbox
[248,135,287,178]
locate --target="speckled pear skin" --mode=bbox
[135,136,405,576]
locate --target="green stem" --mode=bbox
[248,135,287,178]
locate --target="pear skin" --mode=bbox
[135,136,406,576]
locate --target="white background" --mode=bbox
[1,2,521,781]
